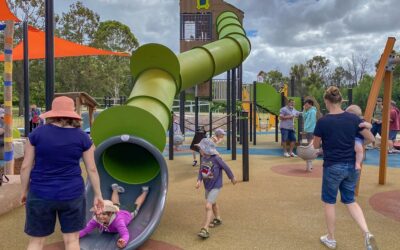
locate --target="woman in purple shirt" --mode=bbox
[20,96,104,250]
[313,87,378,250]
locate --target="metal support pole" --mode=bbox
[209,79,213,137]
[298,97,304,144]
[249,103,253,142]
[179,91,185,134]
[275,115,279,143]
[253,82,257,145]
[45,0,55,111]
[195,96,199,131]
[23,21,30,137]
[169,114,174,160]
[290,76,295,96]
[242,111,249,182]
[347,88,353,105]
[231,68,237,160]
[226,70,231,150]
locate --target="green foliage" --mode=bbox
[92,20,139,52]
[352,75,374,111]
[58,1,100,44]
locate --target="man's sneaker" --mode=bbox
[290,152,297,157]
[283,152,290,158]
[365,232,379,250]
[111,183,125,193]
[320,235,336,249]
[192,160,198,167]
[142,186,149,193]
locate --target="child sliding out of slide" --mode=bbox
[79,184,149,249]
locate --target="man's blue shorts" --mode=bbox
[321,163,359,204]
[25,191,86,237]
[371,123,381,137]
[281,128,296,143]
[389,130,398,141]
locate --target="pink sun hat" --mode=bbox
[40,96,81,120]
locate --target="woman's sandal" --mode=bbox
[197,228,209,238]
[209,218,222,228]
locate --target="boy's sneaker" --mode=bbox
[320,235,336,249]
[197,228,209,238]
[111,183,125,193]
[365,232,378,250]
[290,152,297,157]
[283,152,290,158]
[142,186,149,193]
[192,160,198,167]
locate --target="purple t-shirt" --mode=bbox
[197,155,235,191]
[28,124,92,200]
[79,210,133,242]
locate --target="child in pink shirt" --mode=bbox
[79,184,149,249]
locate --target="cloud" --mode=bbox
[55,0,400,83]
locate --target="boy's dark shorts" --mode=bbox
[25,191,86,237]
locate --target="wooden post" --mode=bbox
[3,21,15,175]
[379,71,393,184]
[356,37,396,195]
[364,37,395,122]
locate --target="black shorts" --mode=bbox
[24,191,86,237]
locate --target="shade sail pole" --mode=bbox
[45,0,55,110]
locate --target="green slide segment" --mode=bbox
[255,83,301,116]
[91,12,251,184]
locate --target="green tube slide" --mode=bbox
[91,11,251,185]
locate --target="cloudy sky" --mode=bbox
[55,0,400,83]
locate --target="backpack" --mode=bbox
[200,160,214,179]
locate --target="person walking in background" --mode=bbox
[20,96,104,250]
[313,86,377,250]
[279,99,301,157]
[388,100,400,154]
[303,99,317,143]
[172,113,184,151]
[29,104,41,132]
[367,97,383,149]
[190,126,207,166]
[302,99,317,171]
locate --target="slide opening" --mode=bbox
[97,136,162,185]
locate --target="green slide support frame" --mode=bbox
[91,12,251,185]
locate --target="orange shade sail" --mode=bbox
[0,0,20,22]
[0,26,129,61]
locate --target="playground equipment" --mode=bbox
[297,143,319,171]
[81,11,251,249]
[363,37,399,186]
[241,88,261,130]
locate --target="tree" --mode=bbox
[290,64,307,96]
[346,53,369,86]
[305,55,330,84]
[330,66,352,87]
[262,70,285,90]
[92,20,139,52]
[58,1,99,44]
